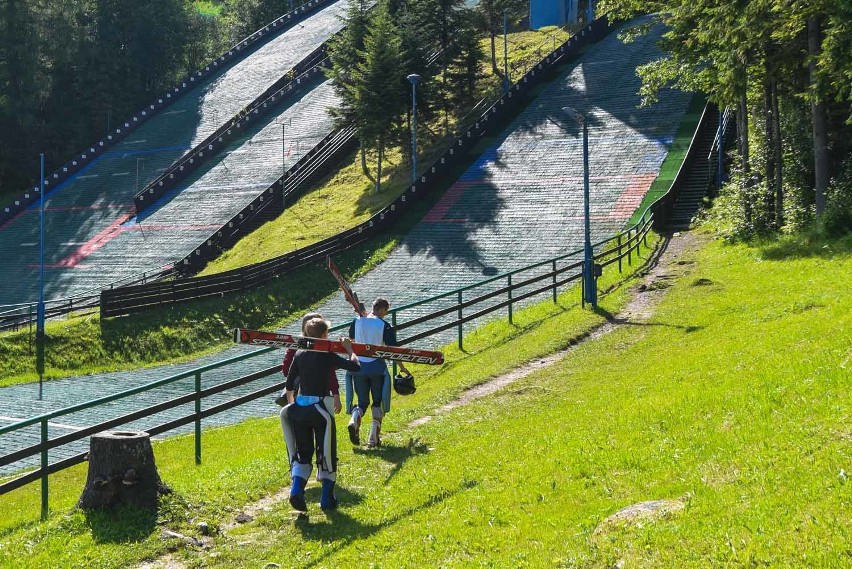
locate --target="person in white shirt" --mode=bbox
[345,297,409,447]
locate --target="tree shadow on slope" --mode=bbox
[389,17,692,277]
[509,16,689,147]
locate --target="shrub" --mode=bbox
[820,158,852,237]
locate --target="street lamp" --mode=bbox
[37,153,46,399]
[502,10,510,93]
[562,106,597,307]
[407,74,422,185]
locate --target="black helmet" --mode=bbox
[393,372,417,395]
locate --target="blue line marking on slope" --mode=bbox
[101,144,191,159]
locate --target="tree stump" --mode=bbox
[78,431,170,511]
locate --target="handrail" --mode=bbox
[709,106,732,157]
[0,348,272,437]
[1,208,648,471]
[0,261,175,332]
[0,0,339,227]
[642,102,716,229]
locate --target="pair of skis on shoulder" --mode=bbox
[233,257,444,365]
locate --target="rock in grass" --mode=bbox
[594,498,686,534]
[235,512,254,523]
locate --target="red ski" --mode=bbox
[327,257,367,316]
[234,328,444,365]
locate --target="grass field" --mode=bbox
[1,229,850,568]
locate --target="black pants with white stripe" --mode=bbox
[287,403,337,477]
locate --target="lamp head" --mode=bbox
[407,73,422,85]
[562,106,585,124]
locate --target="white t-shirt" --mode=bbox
[353,315,386,363]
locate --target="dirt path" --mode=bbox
[409,231,705,428]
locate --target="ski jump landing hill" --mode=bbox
[0,15,692,475]
[0,0,348,308]
[309,15,692,339]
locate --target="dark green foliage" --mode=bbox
[820,157,852,237]
[0,0,287,205]
[445,10,485,109]
[327,0,372,127]
[606,0,852,238]
[475,0,527,75]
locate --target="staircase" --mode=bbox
[665,110,720,231]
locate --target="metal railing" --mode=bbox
[0,264,173,332]
[708,106,734,190]
[0,16,718,523]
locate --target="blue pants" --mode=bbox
[353,372,385,411]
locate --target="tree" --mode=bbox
[476,0,526,76]
[347,4,407,192]
[328,0,372,127]
[445,9,484,111]
[416,0,466,133]
[603,0,852,233]
[327,0,373,181]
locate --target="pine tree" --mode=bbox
[347,4,407,192]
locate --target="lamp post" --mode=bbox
[136,158,144,194]
[37,153,45,399]
[502,10,510,93]
[407,73,422,185]
[562,106,597,307]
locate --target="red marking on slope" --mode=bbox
[422,181,476,223]
[607,173,657,219]
[124,223,222,231]
[54,211,135,268]
[1,204,133,232]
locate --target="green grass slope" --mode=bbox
[1,230,850,568]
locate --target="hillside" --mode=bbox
[1,228,850,567]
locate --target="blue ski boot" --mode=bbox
[320,479,338,510]
[289,476,308,512]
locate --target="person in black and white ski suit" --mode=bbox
[345,297,409,448]
[282,317,360,511]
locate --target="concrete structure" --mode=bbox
[530,0,594,29]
